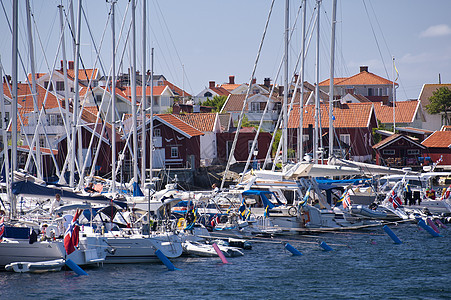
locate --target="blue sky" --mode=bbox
[0,0,450,100]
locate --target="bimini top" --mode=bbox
[242,190,283,209]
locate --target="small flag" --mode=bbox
[0,217,4,242]
[64,209,82,255]
[342,191,352,209]
[393,57,399,82]
[388,191,402,210]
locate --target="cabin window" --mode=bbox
[407,149,420,155]
[171,147,178,158]
[339,134,351,146]
[383,149,395,155]
[154,128,161,137]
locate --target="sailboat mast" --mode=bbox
[111,0,117,194]
[298,0,306,162]
[314,0,321,164]
[141,0,147,188]
[0,59,12,216]
[70,0,82,188]
[10,0,18,217]
[392,56,396,132]
[58,4,71,185]
[328,0,337,160]
[282,0,289,165]
[26,0,42,179]
[131,0,139,185]
[149,48,154,182]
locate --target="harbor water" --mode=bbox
[1,223,449,299]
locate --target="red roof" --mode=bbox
[163,81,191,97]
[319,70,397,86]
[56,68,99,82]
[288,103,375,129]
[373,100,420,124]
[209,86,231,96]
[174,113,217,132]
[4,82,62,109]
[155,114,204,138]
[124,86,168,98]
[422,131,451,148]
[223,94,280,112]
[220,83,241,91]
[18,145,58,155]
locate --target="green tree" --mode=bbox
[425,86,451,126]
[372,120,392,144]
[201,95,227,112]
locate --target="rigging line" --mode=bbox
[152,0,193,94]
[150,1,178,83]
[362,0,389,80]
[221,0,276,190]
[242,0,306,178]
[148,25,176,85]
[153,0,186,87]
[367,2,408,100]
[2,3,62,177]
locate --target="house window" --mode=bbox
[171,147,178,158]
[56,81,65,91]
[39,137,45,148]
[0,112,10,125]
[303,134,309,141]
[248,140,258,154]
[368,88,373,96]
[204,92,212,98]
[154,128,161,137]
[95,95,102,104]
[383,149,395,155]
[407,149,420,155]
[339,134,351,146]
[253,89,260,94]
[44,81,53,91]
[48,114,63,126]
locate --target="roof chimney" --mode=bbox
[264,77,271,88]
[209,81,215,89]
[252,78,256,84]
[68,61,74,70]
[229,75,235,84]
[360,66,368,73]
[60,60,64,71]
[279,86,284,97]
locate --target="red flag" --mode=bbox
[64,209,82,255]
[388,191,402,210]
[0,217,4,243]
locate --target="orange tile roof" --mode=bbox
[372,133,401,149]
[3,83,62,109]
[220,83,241,91]
[441,125,451,131]
[174,113,217,132]
[210,86,231,96]
[57,68,99,82]
[18,145,58,155]
[319,71,396,86]
[155,114,204,138]
[124,86,167,98]
[373,100,419,123]
[418,83,451,106]
[163,80,191,97]
[288,102,376,129]
[421,131,451,148]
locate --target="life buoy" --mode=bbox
[288,206,297,217]
[45,225,60,239]
[177,218,186,230]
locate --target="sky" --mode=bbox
[0,0,450,101]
